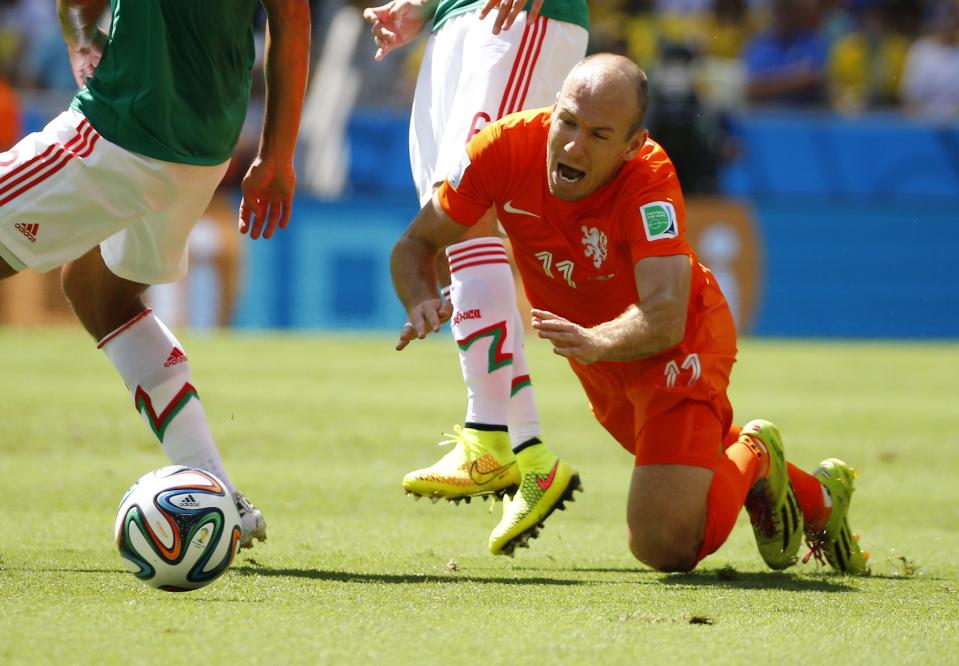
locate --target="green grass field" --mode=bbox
[1,327,957,664]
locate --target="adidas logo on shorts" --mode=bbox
[15,222,39,243]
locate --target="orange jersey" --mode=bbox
[438,108,735,358]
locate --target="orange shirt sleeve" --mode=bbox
[620,153,691,263]
[437,122,509,226]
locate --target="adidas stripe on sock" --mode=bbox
[447,237,516,427]
[99,309,236,493]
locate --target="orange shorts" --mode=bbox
[569,346,736,470]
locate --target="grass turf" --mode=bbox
[0,327,957,664]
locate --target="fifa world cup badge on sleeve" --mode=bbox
[640,201,679,241]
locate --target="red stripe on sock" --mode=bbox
[449,258,511,274]
[97,308,155,349]
[447,240,506,259]
[447,249,508,268]
[511,374,530,389]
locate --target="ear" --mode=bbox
[623,129,648,161]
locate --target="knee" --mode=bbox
[60,261,81,306]
[627,518,702,573]
[60,259,145,339]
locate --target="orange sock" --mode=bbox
[787,462,829,530]
[695,438,763,563]
[723,423,742,448]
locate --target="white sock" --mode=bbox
[507,306,541,448]
[446,237,516,427]
[99,309,235,493]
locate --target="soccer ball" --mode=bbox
[115,466,241,592]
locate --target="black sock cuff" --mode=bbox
[464,422,508,433]
[512,437,542,454]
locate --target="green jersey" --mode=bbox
[71,0,259,166]
[432,0,589,32]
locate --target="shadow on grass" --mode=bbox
[2,567,124,574]
[659,570,858,592]
[231,564,583,586]
[515,566,878,591]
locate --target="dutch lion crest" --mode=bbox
[581,226,608,269]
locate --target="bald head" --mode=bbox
[562,54,649,138]
[546,53,650,200]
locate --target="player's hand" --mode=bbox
[363,0,427,61]
[396,298,453,350]
[531,308,604,365]
[67,29,108,88]
[479,0,543,34]
[238,157,295,240]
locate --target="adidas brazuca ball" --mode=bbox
[115,466,241,592]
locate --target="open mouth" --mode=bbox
[557,162,585,183]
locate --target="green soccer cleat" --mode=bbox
[741,419,804,570]
[402,425,520,502]
[489,444,582,556]
[803,458,870,575]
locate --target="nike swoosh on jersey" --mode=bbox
[536,460,560,491]
[503,200,541,218]
[469,460,516,485]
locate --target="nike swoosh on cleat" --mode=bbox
[536,461,559,491]
[503,200,541,218]
[469,460,516,485]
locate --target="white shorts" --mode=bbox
[0,109,229,284]
[410,10,588,205]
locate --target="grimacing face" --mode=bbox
[546,77,646,202]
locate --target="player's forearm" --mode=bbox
[259,0,311,162]
[391,237,441,313]
[590,301,686,362]
[57,0,109,45]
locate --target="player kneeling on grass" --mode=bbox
[390,53,869,574]
[0,0,311,549]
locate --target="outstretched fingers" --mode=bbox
[479,0,542,34]
[396,299,452,351]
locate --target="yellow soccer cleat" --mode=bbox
[803,458,870,575]
[402,425,520,503]
[741,419,804,570]
[489,444,582,556]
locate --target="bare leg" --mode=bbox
[60,248,148,340]
[626,464,712,572]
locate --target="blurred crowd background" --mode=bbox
[0,0,956,337]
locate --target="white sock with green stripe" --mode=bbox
[447,238,516,427]
[98,309,235,492]
[508,308,541,449]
